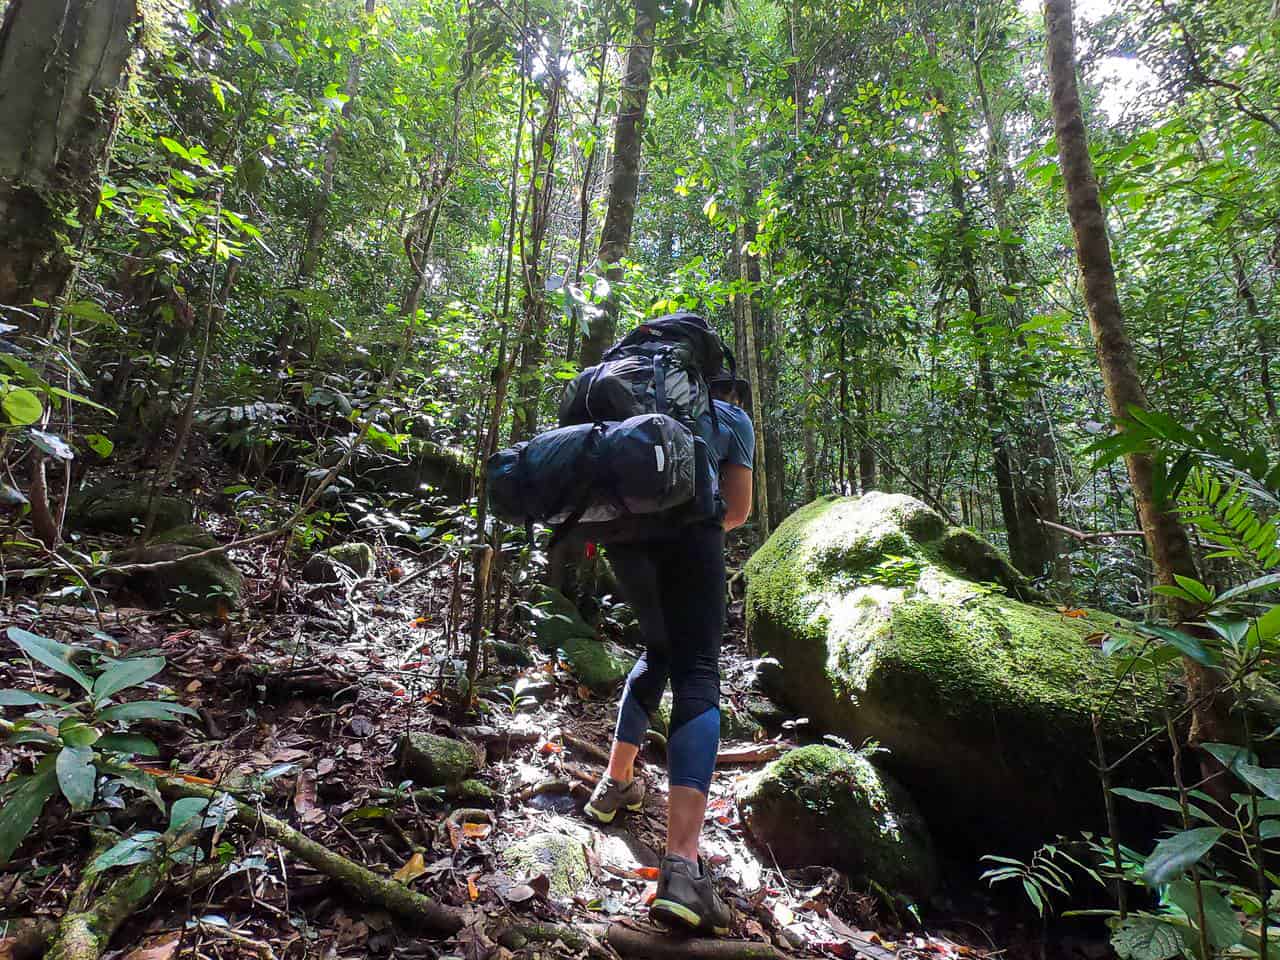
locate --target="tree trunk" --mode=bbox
[0,0,139,335]
[933,82,1027,573]
[566,32,609,362]
[1044,0,1223,744]
[577,0,659,367]
[1233,252,1280,443]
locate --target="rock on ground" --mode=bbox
[115,525,242,613]
[737,745,939,899]
[399,732,483,786]
[69,480,194,535]
[302,542,376,583]
[745,492,1164,847]
[500,828,591,898]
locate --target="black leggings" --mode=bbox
[607,523,725,792]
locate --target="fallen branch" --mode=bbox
[716,744,785,766]
[1038,519,1146,542]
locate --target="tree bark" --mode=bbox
[0,0,139,335]
[1233,252,1280,443]
[577,0,659,367]
[1044,0,1222,743]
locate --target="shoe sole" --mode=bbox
[650,898,730,936]
[583,799,643,824]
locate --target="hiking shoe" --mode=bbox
[650,854,732,935]
[583,776,644,824]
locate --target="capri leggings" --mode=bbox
[606,523,725,793]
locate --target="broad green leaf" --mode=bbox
[169,796,209,832]
[1259,820,1280,839]
[56,745,96,811]
[84,434,115,458]
[109,763,164,811]
[1112,915,1185,960]
[90,830,163,872]
[1218,573,1280,604]
[0,689,69,707]
[95,734,159,756]
[1135,624,1217,666]
[6,627,93,692]
[0,755,58,864]
[1166,878,1243,949]
[1111,788,1183,814]
[58,718,100,748]
[98,700,197,723]
[1173,575,1214,604]
[2,388,42,425]
[1142,827,1225,886]
[92,656,165,701]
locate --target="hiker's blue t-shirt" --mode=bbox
[697,399,755,493]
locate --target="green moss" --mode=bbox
[558,636,629,693]
[399,732,483,786]
[117,528,243,613]
[500,832,590,897]
[737,746,938,898]
[745,492,1166,845]
[69,481,193,535]
[148,524,217,548]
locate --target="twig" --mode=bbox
[1039,519,1146,542]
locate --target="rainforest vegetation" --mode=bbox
[2,0,1279,957]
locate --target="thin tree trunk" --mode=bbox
[933,79,1026,572]
[578,0,659,367]
[566,32,609,362]
[1045,0,1224,744]
[1233,252,1280,443]
[0,0,139,336]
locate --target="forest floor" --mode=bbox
[0,459,1096,960]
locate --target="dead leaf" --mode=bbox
[185,680,202,693]
[393,852,428,884]
[270,748,308,763]
[577,684,592,700]
[462,822,492,840]
[349,716,375,737]
[316,758,336,776]
[140,768,216,785]
[633,866,660,881]
[122,933,181,960]
[538,741,562,755]
[1057,606,1088,618]
[411,616,430,628]
[529,873,551,898]
[504,883,537,904]
[293,769,319,818]
[772,901,796,926]
[467,876,480,901]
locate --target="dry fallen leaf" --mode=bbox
[468,876,480,901]
[293,769,319,818]
[392,852,428,884]
[1057,606,1088,618]
[772,901,796,926]
[121,933,181,960]
[577,684,592,700]
[185,679,202,693]
[633,866,660,881]
[462,822,492,840]
[316,758,336,776]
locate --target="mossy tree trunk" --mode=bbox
[1044,0,1223,743]
[0,0,139,336]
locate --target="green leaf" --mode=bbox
[97,700,198,724]
[1259,820,1280,839]
[1166,878,1243,949]
[58,718,101,748]
[7,627,93,692]
[2,388,42,425]
[1173,575,1215,604]
[0,755,58,865]
[1142,827,1225,886]
[1111,788,1183,814]
[1135,624,1217,666]
[90,830,163,872]
[92,656,165,701]
[56,745,96,811]
[1112,915,1185,960]
[95,734,159,757]
[169,796,209,832]
[84,434,115,458]
[0,689,69,707]
[109,763,164,811]
[29,430,74,460]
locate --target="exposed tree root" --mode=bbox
[46,855,176,960]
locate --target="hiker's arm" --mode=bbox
[721,463,752,531]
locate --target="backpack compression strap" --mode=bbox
[547,422,608,552]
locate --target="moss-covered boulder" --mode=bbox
[115,525,242,613]
[745,493,1163,846]
[69,480,194,535]
[399,732,483,786]
[737,746,938,898]
[500,830,591,898]
[302,542,376,583]
[526,585,630,693]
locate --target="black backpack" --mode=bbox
[486,312,729,544]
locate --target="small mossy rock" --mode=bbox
[500,831,591,897]
[69,480,194,535]
[491,640,535,667]
[116,526,242,613]
[559,636,630,694]
[302,542,376,583]
[745,492,1164,847]
[738,746,938,898]
[651,693,764,740]
[399,732,483,786]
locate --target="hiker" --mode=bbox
[582,371,755,936]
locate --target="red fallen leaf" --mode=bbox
[401,660,426,670]
[468,876,480,900]
[529,873,551,897]
[539,741,562,755]
[577,685,592,700]
[462,822,491,839]
[633,866,660,881]
[140,769,216,785]
[392,688,406,697]
[387,566,404,581]
[410,617,430,628]
[1057,606,1088,618]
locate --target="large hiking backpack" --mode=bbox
[558,311,726,433]
[486,311,729,544]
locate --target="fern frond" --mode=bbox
[1178,468,1280,571]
